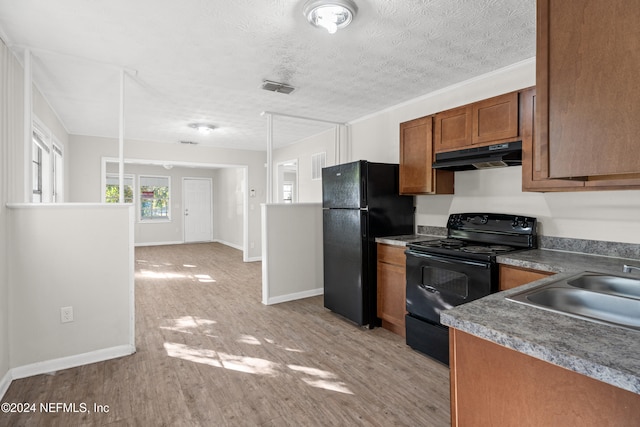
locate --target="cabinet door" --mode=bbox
[450,329,640,427]
[377,244,407,337]
[472,92,519,145]
[434,105,472,153]
[399,116,454,195]
[521,87,585,191]
[538,0,640,179]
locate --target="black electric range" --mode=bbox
[404,213,537,365]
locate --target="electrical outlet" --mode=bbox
[60,306,74,323]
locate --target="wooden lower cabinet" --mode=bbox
[449,329,640,427]
[498,264,554,291]
[376,243,407,337]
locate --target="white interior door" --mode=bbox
[183,178,212,243]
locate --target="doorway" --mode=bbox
[183,178,213,243]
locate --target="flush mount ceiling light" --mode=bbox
[303,0,358,34]
[189,123,217,134]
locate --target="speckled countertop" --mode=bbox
[441,272,640,394]
[497,248,636,275]
[376,234,640,394]
[444,249,640,395]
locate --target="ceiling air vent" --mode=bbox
[180,140,198,145]
[261,80,296,94]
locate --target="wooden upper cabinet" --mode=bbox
[521,87,586,191]
[435,91,520,154]
[399,116,454,195]
[537,0,640,180]
[434,105,472,153]
[472,92,519,145]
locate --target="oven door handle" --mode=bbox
[418,284,439,293]
[406,250,490,269]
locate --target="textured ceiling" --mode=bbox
[0,0,535,151]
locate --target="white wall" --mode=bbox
[105,162,225,246]
[213,167,245,250]
[1,39,72,394]
[68,135,266,260]
[273,58,640,245]
[261,203,324,305]
[0,39,13,395]
[7,204,134,373]
[273,127,345,203]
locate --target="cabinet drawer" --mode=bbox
[499,265,553,291]
[377,243,406,266]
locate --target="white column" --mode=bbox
[266,113,273,203]
[23,49,32,202]
[118,69,125,203]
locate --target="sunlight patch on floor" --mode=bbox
[160,316,217,334]
[164,342,278,375]
[163,340,353,395]
[237,335,261,345]
[194,274,216,283]
[137,269,186,279]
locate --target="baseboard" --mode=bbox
[10,344,136,381]
[0,369,11,400]
[244,256,262,263]
[214,239,243,251]
[134,241,183,247]
[264,287,323,305]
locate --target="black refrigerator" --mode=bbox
[322,160,415,327]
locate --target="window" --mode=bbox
[105,174,134,203]
[31,120,62,203]
[139,175,170,221]
[31,125,50,202]
[52,144,63,202]
[282,182,293,203]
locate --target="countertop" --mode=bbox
[441,272,640,394]
[445,248,640,394]
[376,234,640,394]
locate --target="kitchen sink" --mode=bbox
[507,272,640,331]
[566,274,640,299]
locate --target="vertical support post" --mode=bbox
[23,49,32,202]
[335,125,340,165]
[266,113,273,203]
[118,69,125,203]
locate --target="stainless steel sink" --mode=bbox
[566,274,640,299]
[507,272,640,331]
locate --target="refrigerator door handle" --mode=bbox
[361,211,368,239]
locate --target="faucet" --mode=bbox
[622,264,640,274]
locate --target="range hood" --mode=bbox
[432,141,522,171]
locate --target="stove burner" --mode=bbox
[460,246,495,254]
[417,238,464,248]
[488,245,514,252]
[440,239,464,248]
[459,244,515,254]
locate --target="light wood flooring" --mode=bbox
[1,243,450,426]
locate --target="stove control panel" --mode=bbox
[448,213,537,235]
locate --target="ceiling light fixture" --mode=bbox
[189,123,217,134]
[303,0,358,34]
